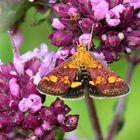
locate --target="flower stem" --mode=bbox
[105,53,138,140]
[8,28,21,59]
[85,93,103,140]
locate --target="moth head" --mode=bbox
[80,65,86,70]
[77,41,87,52]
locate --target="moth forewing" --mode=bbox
[87,52,129,97]
[37,54,84,98]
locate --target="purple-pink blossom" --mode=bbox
[19,94,42,113]
[0,40,79,139]
[52,18,65,30]
[106,4,125,26]
[49,0,140,62]
[9,78,20,98]
[49,30,73,47]
[79,33,91,46]
[90,0,109,21]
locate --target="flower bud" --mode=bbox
[49,31,73,47]
[52,18,65,30]
[60,115,79,132]
[126,31,140,48]
[22,114,39,129]
[79,18,93,33]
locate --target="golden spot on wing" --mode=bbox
[95,76,104,84]
[76,76,78,80]
[64,76,68,79]
[108,76,117,84]
[116,78,122,82]
[64,65,67,68]
[88,60,98,68]
[103,90,109,94]
[49,75,58,83]
[43,76,50,81]
[68,61,77,68]
[97,64,102,69]
[64,81,67,84]
[61,76,70,85]
[89,81,95,86]
[90,63,97,68]
[71,82,82,88]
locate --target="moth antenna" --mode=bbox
[87,23,95,51]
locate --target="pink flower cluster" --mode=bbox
[49,0,140,62]
[0,40,79,139]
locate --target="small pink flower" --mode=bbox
[93,52,108,66]
[52,18,65,30]
[25,68,33,77]
[64,133,79,140]
[106,4,125,27]
[8,29,23,49]
[34,127,44,137]
[49,0,57,3]
[56,49,69,60]
[9,78,20,98]
[106,16,121,27]
[41,121,53,131]
[13,57,24,75]
[70,47,76,55]
[18,94,42,113]
[112,4,125,14]
[18,98,29,112]
[27,94,42,113]
[90,0,109,21]
[39,43,49,57]
[33,72,41,85]
[68,7,78,16]
[129,0,140,10]
[49,30,73,47]
[79,33,91,46]
[57,114,65,123]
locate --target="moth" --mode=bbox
[37,42,129,99]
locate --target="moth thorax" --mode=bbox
[78,47,86,52]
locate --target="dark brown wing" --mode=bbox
[61,70,84,99]
[87,53,129,98]
[37,56,84,98]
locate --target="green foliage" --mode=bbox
[93,35,101,48]
[33,9,51,25]
[0,0,31,33]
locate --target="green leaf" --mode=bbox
[33,9,51,25]
[93,35,100,48]
[0,0,31,33]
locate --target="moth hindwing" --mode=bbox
[37,43,129,98]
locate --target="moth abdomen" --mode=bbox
[80,68,89,80]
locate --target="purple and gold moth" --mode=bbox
[37,42,129,99]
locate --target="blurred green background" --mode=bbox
[0,6,140,140]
